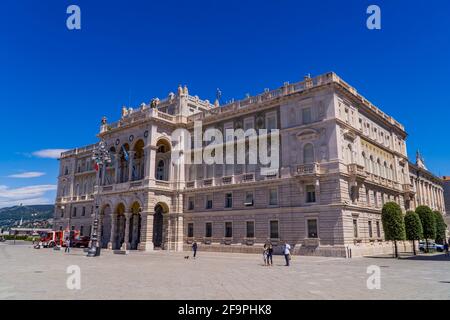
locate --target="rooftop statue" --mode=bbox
[416,150,428,170]
[150,98,160,109]
[121,106,128,118]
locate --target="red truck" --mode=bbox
[39,230,84,248]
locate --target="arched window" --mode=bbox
[156,160,165,181]
[369,156,374,174]
[362,152,369,171]
[303,143,314,164]
[384,162,388,179]
[347,144,354,164]
[377,159,382,177]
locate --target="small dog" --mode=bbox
[184,256,190,259]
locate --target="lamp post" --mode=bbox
[87,140,111,257]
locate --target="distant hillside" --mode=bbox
[0,205,55,228]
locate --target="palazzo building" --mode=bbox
[53,72,446,257]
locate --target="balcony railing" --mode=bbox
[402,183,415,194]
[347,163,367,179]
[296,163,320,176]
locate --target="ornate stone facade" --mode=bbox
[53,72,446,257]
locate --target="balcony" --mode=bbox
[347,163,367,180]
[100,180,145,193]
[242,173,255,182]
[402,183,415,195]
[296,163,320,179]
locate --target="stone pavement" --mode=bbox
[0,242,449,300]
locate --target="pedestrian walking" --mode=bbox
[264,241,273,266]
[65,237,71,253]
[444,242,449,256]
[283,242,291,266]
[262,246,268,266]
[192,241,198,259]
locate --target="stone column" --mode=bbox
[114,152,120,183]
[128,151,136,181]
[108,214,116,250]
[121,212,131,250]
[138,210,154,251]
[174,214,184,252]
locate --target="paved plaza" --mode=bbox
[0,242,449,300]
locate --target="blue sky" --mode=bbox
[1,0,449,207]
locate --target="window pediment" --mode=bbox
[296,129,318,141]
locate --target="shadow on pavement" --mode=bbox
[399,253,450,261]
[363,252,450,261]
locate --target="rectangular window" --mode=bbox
[244,192,254,206]
[376,221,381,238]
[266,112,277,131]
[80,226,84,236]
[269,220,279,239]
[188,197,194,210]
[368,221,373,238]
[82,207,86,217]
[73,207,77,217]
[366,189,370,206]
[225,222,233,238]
[206,164,213,178]
[302,107,312,124]
[224,122,234,142]
[306,185,316,203]
[205,195,213,209]
[353,219,358,238]
[187,223,194,238]
[225,193,233,208]
[269,188,278,206]
[374,191,378,208]
[246,221,255,238]
[205,222,212,238]
[307,219,318,238]
[244,117,254,131]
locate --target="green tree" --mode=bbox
[416,206,436,252]
[433,211,447,245]
[381,202,406,258]
[404,210,423,255]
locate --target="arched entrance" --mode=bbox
[114,203,126,250]
[100,204,112,249]
[153,203,167,248]
[129,202,142,250]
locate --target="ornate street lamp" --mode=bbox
[87,140,111,257]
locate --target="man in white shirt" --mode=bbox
[283,242,291,266]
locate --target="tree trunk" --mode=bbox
[412,240,416,255]
[394,240,398,258]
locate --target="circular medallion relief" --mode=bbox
[129,135,134,142]
[144,130,149,138]
[115,139,120,146]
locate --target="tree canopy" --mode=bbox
[404,210,423,241]
[381,202,406,241]
[416,206,436,240]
